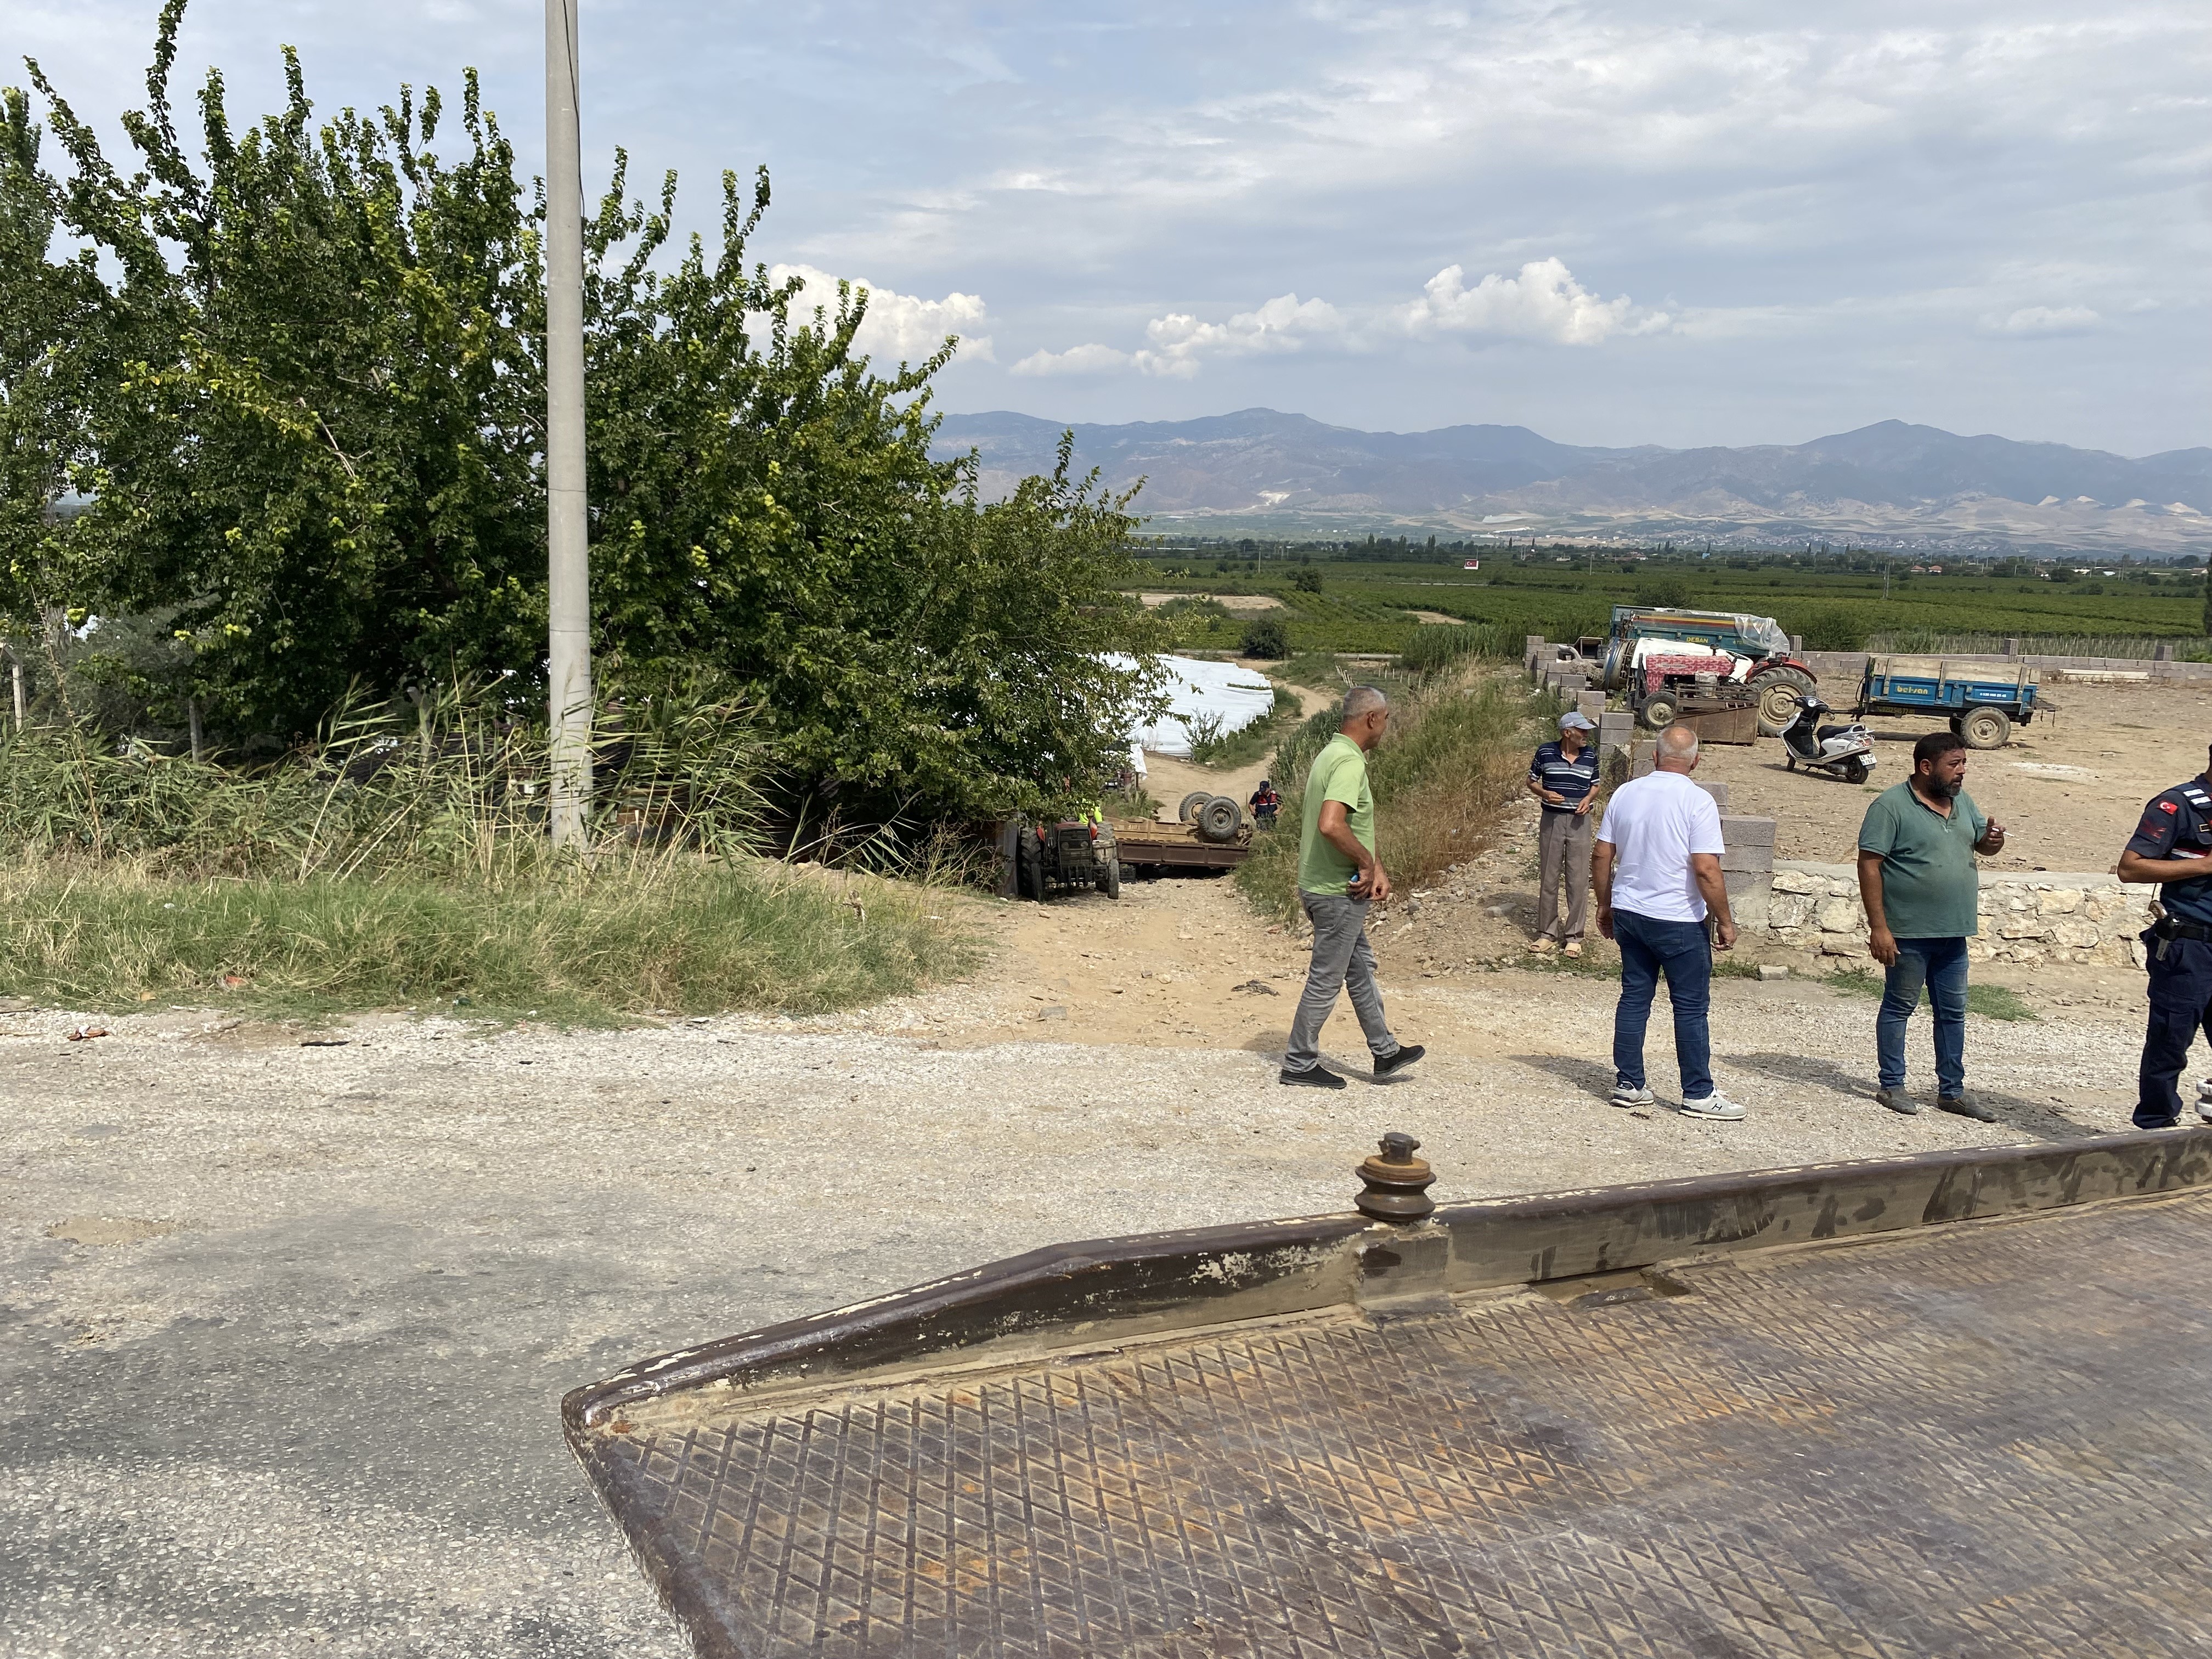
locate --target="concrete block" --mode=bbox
[1576,689,1606,724]
[1695,781,1730,809]
[1719,814,1776,848]
[1721,843,1775,874]
[1758,964,1791,981]
[1630,740,1658,780]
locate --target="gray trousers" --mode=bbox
[1285,890,1400,1072]
[1537,808,1594,941]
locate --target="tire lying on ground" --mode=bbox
[1178,791,1212,824]
[1197,795,1243,843]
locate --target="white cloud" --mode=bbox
[1401,258,1666,346]
[1013,292,1345,379]
[768,263,993,363]
[1012,342,1133,376]
[1981,304,2102,337]
[1133,294,1345,375]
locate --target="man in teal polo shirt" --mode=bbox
[1857,729,2008,1120]
[1281,686,1424,1088]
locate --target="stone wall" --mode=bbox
[1763,862,2153,968]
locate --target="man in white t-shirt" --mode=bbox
[1592,724,1745,1120]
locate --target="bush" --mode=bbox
[1291,568,1324,593]
[1794,607,1868,653]
[1241,617,1291,658]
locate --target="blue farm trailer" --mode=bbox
[1857,656,2039,749]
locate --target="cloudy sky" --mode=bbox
[17,0,2211,453]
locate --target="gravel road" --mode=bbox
[1,870,2163,1656]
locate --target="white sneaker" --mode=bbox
[1680,1091,1747,1121]
[2197,1080,2212,1122]
[1610,1083,1656,1108]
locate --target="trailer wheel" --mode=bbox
[1639,691,1679,731]
[1177,791,1211,824]
[1197,796,1243,842]
[1961,707,2012,750]
[1752,667,1817,737]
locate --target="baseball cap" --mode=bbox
[1559,712,1596,731]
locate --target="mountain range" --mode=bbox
[930,410,2212,555]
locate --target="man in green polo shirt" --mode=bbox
[1857,729,2008,1120]
[1282,686,1424,1088]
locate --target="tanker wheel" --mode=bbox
[1639,691,1680,731]
[1753,668,1816,737]
[1177,791,1212,824]
[1961,707,2012,750]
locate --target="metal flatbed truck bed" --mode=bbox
[565,1131,2212,1657]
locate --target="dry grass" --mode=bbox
[1237,666,1550,919]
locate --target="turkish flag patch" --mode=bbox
[2162,800,2180,813]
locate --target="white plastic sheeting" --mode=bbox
[1108,654,1278,759]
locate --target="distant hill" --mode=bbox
[931,410,2212,555]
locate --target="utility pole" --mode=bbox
[545,0,592,848]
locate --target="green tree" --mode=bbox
[0,86,105,685]
[18,2,1159,815]
[30,13,543,736]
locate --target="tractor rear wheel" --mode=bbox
[1752,667,1818,737]
[1099,857,1122,900]
[1177,791,1211,824]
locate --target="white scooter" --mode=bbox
[1779,693,1877,785]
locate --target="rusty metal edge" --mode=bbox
[565,1130,2212,1442]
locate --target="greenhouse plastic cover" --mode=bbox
[1108,654,1279,759]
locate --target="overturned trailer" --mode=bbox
[566,1130,2212,1657]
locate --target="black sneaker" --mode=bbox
[1373,1043,1426,1079]
[1938,1092,1996,1122]
[1279,1065,1347,1090]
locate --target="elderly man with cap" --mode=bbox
[1527,709,1603,957]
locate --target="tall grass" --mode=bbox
[0,855,974,1022]
[0,680,763,877]
[1237,665,1544,919]
[0,683,977,1019]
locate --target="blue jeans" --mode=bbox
[1612,910,1713,1101]
[1877,936,1969,1097]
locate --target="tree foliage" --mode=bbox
[8,0,1157,816]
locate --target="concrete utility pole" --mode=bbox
[544,0,592,848]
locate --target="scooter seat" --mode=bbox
[1815,723,1855,742]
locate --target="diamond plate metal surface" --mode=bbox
[585,1192,2212,1656]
